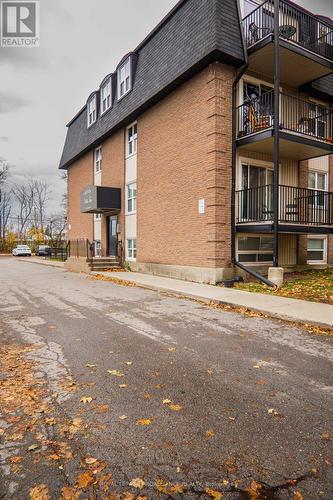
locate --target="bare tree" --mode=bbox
[12,181,35,238]
[0,159,11,241]
[32,180,50,231]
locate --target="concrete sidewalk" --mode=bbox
[19,257,65,268]
[94,271,333,329]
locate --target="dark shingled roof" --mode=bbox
[59,0,246,169]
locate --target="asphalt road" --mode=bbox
[0,257,332,499]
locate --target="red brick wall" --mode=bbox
[137,62,235,269]
[67,152,93,241]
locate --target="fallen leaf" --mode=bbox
[0,428,4,435]
[167,347,176,352]
[107,370,124,377]
[206,429,215,438]
[60,486,80,500]
[143,393,152,399]
[85,457,98,465]
[244,480,262,500]
[129,477,145,489]
[169,404,182,411]
[29,484,50,500]
[125,361,132,365]
[85,364,96,368]
[162,399,172,404]
[9,456,23,464]
[253,365,260,369]
[294,492,303,500]
[28,444,39,451]
[321,432,332,440]
[119,384,127,388]
[207,369,213,375]
[77,471,94,488]
[136,419,152,426]
[80,396,92,404]
[205,488,223,499]
[119,415,128,420]
[94,404,109,414]
[155,480,183,494]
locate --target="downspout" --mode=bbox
[231,0,276,288]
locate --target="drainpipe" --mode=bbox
[231,0,249,265]
[273,0,280,267]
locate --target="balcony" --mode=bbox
[236,90,333,159]
[236,184,333,234]
[243,0,333,86]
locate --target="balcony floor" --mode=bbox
[247,36,333,87]
[237,128,333,160]
[236,222,333,235]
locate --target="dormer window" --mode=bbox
[100,77,112,115]
[87,95,97,127]
[118,58,131,100]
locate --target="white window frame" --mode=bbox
[237,235,273,265]
[87,95,97,128]
[127,238,137,261]
[94,147,102,174]
[117,58,131,100]
[126,122,137,158]
[100,77,112,115]
[126,182,137,214]
[308,170,328,209]
[307,236,327,264]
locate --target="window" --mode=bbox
[87,95,97,127]
[127,182,137,213]
[118,58,131,99]
[94,213,102,221]
[100,77,112,114]
[94,147,102,174]
[308,171,327,208]
[127,239,136,260]
[307,238,326,263]
[237,236,273,263]
[126,122,137,157]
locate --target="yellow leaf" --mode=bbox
[125,361,133,365]
[169,404,182,411]
[294,492,303,500]
[28,444,39,451]
[61,486,80,499]
[136,419,152,426]
[205,488,223,499]
[129,477,145,489]
[29,484,50,500]
[84,457,97,465]
[167,347,176,352]
[85,364,96,368]
[107,370,124,377]
[119,384,127,388]
[80,396,92,404]
[206,429,215,438]
[162,399,172,404]
[155,480,183,494]
[76,471,94,488]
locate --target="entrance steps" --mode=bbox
[89,257,122,272]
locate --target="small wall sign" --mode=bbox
[198,198,205,214]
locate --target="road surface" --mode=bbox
[0,257,332,499]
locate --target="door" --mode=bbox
[108,216,118,256]
[241,164,273,221]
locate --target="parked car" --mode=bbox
[36,245,51,256]
[12,245,32,256]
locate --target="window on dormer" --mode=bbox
[87,95,97,127]
[100,78,112,114]
[118,58,131,100]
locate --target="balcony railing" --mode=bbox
[237,90,333,143]
[243,0,333,60]
[236,184,333,225]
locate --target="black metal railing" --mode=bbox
[236,184,333,225]
[46,247,68,261]
[237,90,333,143]
[243,0,333,60]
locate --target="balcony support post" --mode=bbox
[273,0,280,267]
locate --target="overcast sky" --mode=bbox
[0,0,332,213]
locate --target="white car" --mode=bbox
[12,245,32,256]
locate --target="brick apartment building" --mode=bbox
[60,0,333,284]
